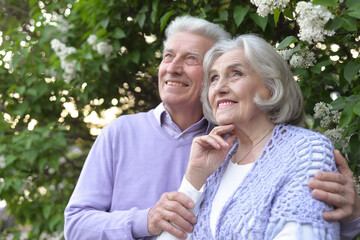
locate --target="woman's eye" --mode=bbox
[234,71,243,77]
[210,75,219,82]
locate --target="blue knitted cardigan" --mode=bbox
[192,124,340,240]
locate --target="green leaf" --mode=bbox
[339,104,354,128]
[42,205,52,220]
[151,0,159,23]
[113,28,126,39]
[102,63,110,72]
[219,11,228,21]
[346,0,360,9]
[29,0,38,7]
[131,50,140,64]
[312,0,338,6]
[49,215,62,231]
[347,11,360,19]
[350,134,360,157]
[100,18,110,29]
[325,17,343,30]
[353,101,360,116]
[277,36,298,50]
[136,12,146,29]
[273,8,281,26]
[344,61,360,83]
[233,5,250,27]
[342,16,357,31]
[283,8,293,20]
[5,155,17,166]
[331,96,347,110]
[250,13,268,32]
[160,10,174,32]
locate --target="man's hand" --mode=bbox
[308,149,360,222]
[148,191,197,239]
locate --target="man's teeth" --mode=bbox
[219,102,233,107]
[167,81,186,87]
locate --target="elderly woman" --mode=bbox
[159,34,340,240]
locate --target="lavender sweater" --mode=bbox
[64,104,210,239]
[192,124,340,239]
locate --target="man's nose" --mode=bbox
[167,57,183,74]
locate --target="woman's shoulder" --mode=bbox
[278,124,332,145]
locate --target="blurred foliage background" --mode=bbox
[0,0,359,239]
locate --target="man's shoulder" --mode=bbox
[102,109,155,132]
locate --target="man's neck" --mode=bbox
[164,104,204,131]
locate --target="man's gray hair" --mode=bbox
[163,15,231,48]
[202,34,304,125]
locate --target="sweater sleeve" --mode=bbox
[340,216,360,240]
[64,124,150,240]
[265,135,340,240]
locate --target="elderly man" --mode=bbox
[64,16,360,240]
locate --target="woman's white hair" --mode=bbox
[201,34,304,125]
[163,15,231,49]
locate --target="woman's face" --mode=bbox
[208,49,270,126]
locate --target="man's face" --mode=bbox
[158,32,214,111]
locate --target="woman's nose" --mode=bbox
[214,77,229,94]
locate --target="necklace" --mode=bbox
[234,128,273,165]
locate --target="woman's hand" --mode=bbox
[185,124,236,190]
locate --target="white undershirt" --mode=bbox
[210,161,254,237]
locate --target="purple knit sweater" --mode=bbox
[192,124,340,239]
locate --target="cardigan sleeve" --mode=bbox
[265,136,340,240]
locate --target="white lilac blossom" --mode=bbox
[50,39,77,82]
[278,49,294,61]
[324,128,343,145]
[96,41,113,58]
[313,102,333,121]
[289,48,316,68]
[250,0,290,17]
[52,15,74,34]
[295,1,335,44]
[87,34,98,50]
[313,102,348,147]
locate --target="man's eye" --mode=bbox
[162,53,173,62]
[185,56,200,65]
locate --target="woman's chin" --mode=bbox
[216,119,233,126]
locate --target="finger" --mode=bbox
[194,135,230,150]
[166,192,195,210]
[158,219,188,239]
[322,208,348,222]
[313,171,349,185]
[333,149,353,177]
[311,189,346,208]
[308,178,344,194]
[161,209,194,234]
[210,124,235,137]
